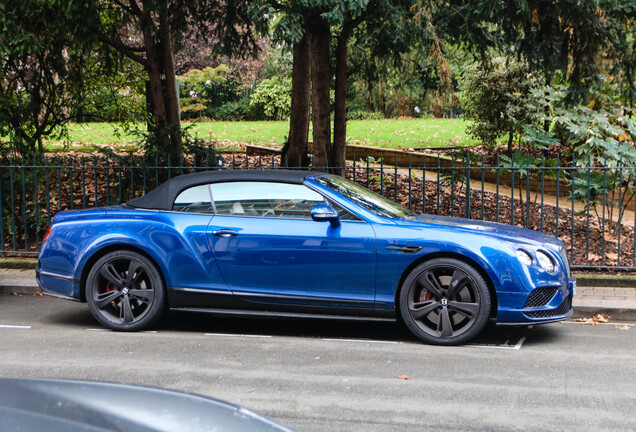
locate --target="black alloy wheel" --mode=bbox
[86,250,165,331]
[399,258,491,345]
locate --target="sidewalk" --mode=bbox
[1,268,635,322]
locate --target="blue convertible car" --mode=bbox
[37,170,575,345]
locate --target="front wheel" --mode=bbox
[86,250,165,331]
[399,258,491,345]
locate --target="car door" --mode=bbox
[167,184,229,294]
[207,181,377,305]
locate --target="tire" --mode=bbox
[399,258,491,346]
[86,250,165,331]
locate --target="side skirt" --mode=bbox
[170,307,397,322]
[167,287,396,320]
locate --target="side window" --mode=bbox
[172,184,214,213]
[329,200,363,221]
[210,182,325,219]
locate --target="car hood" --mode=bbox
[396,214,551,246]
[0,378,295,432]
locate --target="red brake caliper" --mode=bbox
[419,291,433,302]
[105,282,116,292]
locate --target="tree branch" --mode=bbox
[128,0,143,16]
[266,0,284,11]
[92,30,149,67]
[110,0,135,16]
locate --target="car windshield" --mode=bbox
[314,175,413,218]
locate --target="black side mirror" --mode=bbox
[311,204,341,228]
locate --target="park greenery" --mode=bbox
[2,1,636,266]
[44,117,474,151]
[1,0,636,173]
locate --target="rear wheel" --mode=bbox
[399,258,490,345]
[86,250,165,331]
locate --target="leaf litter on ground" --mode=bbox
[574,314,612,325]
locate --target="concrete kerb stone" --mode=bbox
[574,274,636,287]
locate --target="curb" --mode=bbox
[0,260,37,270]
[573,273,636,288]
[0,286,42,296]
[571,306,635,322]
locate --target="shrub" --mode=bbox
[249,76,292,120]
[346,110,384,120]
[462,58,541,151]
[178,65,241,120]
[213,100,250,121]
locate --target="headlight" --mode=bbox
[516,249,533,266]
[536,251,556,273]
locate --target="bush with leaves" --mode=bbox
[462,58,542,153]
[523,84,636,234]
[178,65,241,120]
[249,76,292,120]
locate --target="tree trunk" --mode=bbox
[507,129,514,156]
[332,27,352,174]
[378,80,386,117]
[142,25,168,150]
[159,10,183,159]
[308,15,331,171]
[285,33,311,168]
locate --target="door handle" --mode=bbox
[212,229,238,237]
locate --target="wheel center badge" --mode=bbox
[441,298,448,306]
[122,288,129,295]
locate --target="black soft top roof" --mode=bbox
[126,169,323,210]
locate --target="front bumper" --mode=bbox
[497,277,576,325]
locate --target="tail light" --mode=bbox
[42,226,52,244]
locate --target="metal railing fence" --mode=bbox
[1,152,634,270]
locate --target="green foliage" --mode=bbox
[178,65,243,120]
[499,151,541,179]
[179,66,231,97]
[182,133,219,168]
[347,110,385,120]
[524,84,636,166]
[521,83,636,233]
[76,62,147,123]
[214,100,252,121]
[249,76,292,120]
[462,58,542,149]
[0,0,130,159]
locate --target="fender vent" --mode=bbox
[385,245,422,254]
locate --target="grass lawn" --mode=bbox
[46,117,476,151]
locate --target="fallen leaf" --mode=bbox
[397,375,410,380]
[592,314,611,324]
[574,314,612,325]
[615,325,631,331]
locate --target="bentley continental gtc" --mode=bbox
[36,170,576,345]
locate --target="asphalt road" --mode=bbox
[1,294,635,432]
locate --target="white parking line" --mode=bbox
[204,333,272,338]
[322,338,399,344]
[86,329,157,334]
[0,324,32,329]
[468,336,526,350]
